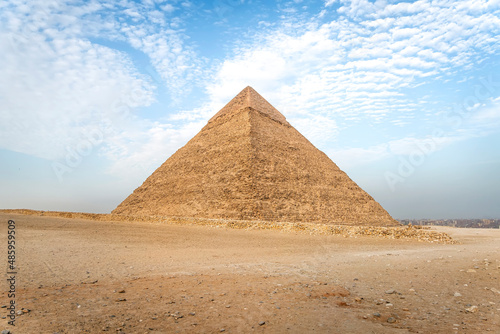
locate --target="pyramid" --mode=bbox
[113,86,398,226]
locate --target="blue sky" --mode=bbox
[1,0,499,219]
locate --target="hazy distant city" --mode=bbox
[398,218,500,229]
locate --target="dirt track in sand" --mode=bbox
[0,212,499,333]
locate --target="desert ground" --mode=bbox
[0,212,499,333]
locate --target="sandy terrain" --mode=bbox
[0,212,499,333]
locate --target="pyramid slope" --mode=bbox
[114,109,256,218]
[113,87,398,226]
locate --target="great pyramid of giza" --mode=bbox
[113,86,398,226]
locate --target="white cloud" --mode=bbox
[468,101,500,130]
[332,99,500,168]
[376,0,429,17]
[0,29,154,161]
[200,0,500,139]
[208,49,290,104]
[387,136,457,156]
[2,0,499,182]
[325,0,338,7]
[328,143,390,168]
[0,0,201,168]
[104,120,206,179]
[289,114,339,148]
[161,4,176,13]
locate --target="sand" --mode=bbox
[0,212,499,333]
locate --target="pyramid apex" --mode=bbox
[208,86,289,126]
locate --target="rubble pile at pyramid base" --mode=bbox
[2,209,457,243]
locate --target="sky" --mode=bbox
[1,0,499,219]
